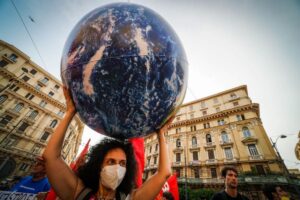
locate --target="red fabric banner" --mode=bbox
[128,138,145,188]
[155,174,179,200]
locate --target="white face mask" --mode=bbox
[100,164,126,190]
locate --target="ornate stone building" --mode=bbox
[144,85,297,199]
[0,40,84,180]
[295,131,300,160]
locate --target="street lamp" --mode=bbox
[270,134,300,197]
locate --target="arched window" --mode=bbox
[192,136,197,146]
[206,134,212,143]
[49,119,58,128]
[28,110,38,119]
[0,95,8,104]
[221,131,229,142]
[13,103,24,112]
[242,127,251,137]
[176,138,181,147]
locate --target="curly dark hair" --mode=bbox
[77,137,137,195]
[221,166,238,178]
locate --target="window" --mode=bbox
[0,60,9,67]
[194,168,200,178]
[201,101,206,108]
[176,128,181,134]
[190,125,196,132]
[208,149,215,159]
[9,84,16,90]
[48,91,54,97]
[35,84,42,90]
[224,147,233,159]
[54,85,60,90]
[204,123,210,129]
[13,87,20,92]
[147,158,150,166]
[248,144,259,156]
[176,116,180,121]
[155,143,158,152]
[237,114,245,121]
[176,169,181,177]
[206,134,212,143]
[28,110,38,119]
[202,110,207,116]
[0,115,13,126]
[57,110,64,116]
[218,119,225,125]
[216,107,220,112]
[25,93,34,100]
[41,77,49,84]
[30,69,37,75]
[32,146,41,155]
[176,153,181,162]
[13,103,24,112]
[19,163,30,171]
[213,98,219,104]
[0,95,8,104]
[189,105,193,111]
[221,131,229,142]
[211,168,217,178]
[176,139,181,147]
[49,119,58,128]
[154,156,157,164]
[230,93,237,99]
[149,146,152,153]
[41,132,50,141]
[242,127,251,137]
[233,101,239,106]
[3,137,17,148]
[18,122,29,132]
[9,53,18,61]
[22,76,30,82]
[192,136,197,146]
[193,151,198,161]
[39,100,47,108]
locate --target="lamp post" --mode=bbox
[270,134,300,197]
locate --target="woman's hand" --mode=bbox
[63,86,76,115]
[158,116,175,136]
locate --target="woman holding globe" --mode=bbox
[43,87,173,200]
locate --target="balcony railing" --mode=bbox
[172,161,182,166]
[249,155,264,160]
[220,139,233,146]
[189,160,201,166]
[204,142,216,148]
[206,159,217,165]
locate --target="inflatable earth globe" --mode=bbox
[61,3,188,139]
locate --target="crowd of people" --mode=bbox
[1,88,294,200]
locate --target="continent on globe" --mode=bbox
[61,2,188,139]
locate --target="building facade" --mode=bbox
[144,85,297,199]
[295,131,300,160]
[0,40,84,180]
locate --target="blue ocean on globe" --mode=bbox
[61,3,188,139]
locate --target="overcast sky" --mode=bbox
[0,0,299,169]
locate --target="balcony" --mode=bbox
[5,109,21,117]
[172,161,182,167]
[2,54,17,63]
[189,160,201,166]
[23,117,35,125]
[224,158,237,163]
[206,159,217,165]
[189,144,200,151]
[220,139,233,146]
[249,155,264,160]
[38,79,49,86]
[204,142,216,149]
[173,146,184,153]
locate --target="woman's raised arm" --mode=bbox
[43,87,84,200]
[132,117,174,200]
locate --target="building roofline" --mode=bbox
[182,85,248,107]
[0,39,62,85]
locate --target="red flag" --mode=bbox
[46,139,91,200]
[129,138,144,187]
[155,174,179,200]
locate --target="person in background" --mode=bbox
[10,156,50,195]
[263,185,291,200]
[43,87,173,200]
[210,166,249,200]
[162,191,174,200]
